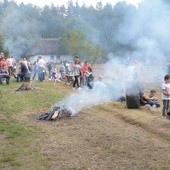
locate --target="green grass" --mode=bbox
[0,79,169,170]
[0,79,71,169]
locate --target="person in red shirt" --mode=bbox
[81,61,93,88]
[0,57,5,69]
[0,52,6,69]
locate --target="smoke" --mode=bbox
[59,53,165,115]
[58,0,170,114]
[116,0,170,63]
[0,3,40,59]
[59,88,112,114]
[0,1,168,114]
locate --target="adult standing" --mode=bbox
[81,61,93,88]
[5,55,14,76]
[37,56,46,82]
[46,62,52,80]
[11,56,16,73]
[32,58,39,80]
[73,60,81,89]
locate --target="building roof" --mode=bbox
[26,38,59,56]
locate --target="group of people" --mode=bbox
[143,74,170,118]
[139,74,170,118]
[0,54,94,89]
[0,54,56,83]
[125,73,170,119]
[0,52,16,84]
[1,52,170,119]
[0,52,33,84]
[32,55,94,89]
[72,56,93,89]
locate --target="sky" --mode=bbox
[9,0,143,7]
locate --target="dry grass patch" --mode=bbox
[0,80,170,170]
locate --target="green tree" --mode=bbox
[0,1,40,58]
[58,30,106,63]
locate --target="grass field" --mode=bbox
[0,79,170,170]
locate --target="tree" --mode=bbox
[0,1,40,58]
[58,30,106,63]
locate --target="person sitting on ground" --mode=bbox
[16,61,29,82]
[140,89,160,108]
[0,65,10,85]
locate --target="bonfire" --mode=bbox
[16,82,35,91]
[37,104,72,121]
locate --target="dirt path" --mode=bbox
[18,102,170,170]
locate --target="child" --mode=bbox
[50,67,58,84]
[72,60,81,89]
[145,89,160,108]
[161,74,170,117]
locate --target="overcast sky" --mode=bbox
[9,0,143,7]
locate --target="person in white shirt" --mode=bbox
[72,60,81,89]
[161,74,170,117]
[32,58,39,80]
[37,56,46,81]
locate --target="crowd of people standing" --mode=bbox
[0,53,94,90]
[1,52,170,119]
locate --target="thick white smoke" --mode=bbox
[0,3,39,59]
[117,0,170,63]
[58,0,169,114]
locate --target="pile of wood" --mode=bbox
[37,105,72,121]
[16,82,35,91]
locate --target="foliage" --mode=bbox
[0,1,40,58]
[0,0,140,60]
[0,80,71,169]
[58,30,106,63]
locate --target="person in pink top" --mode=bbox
[5,55,15,76]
